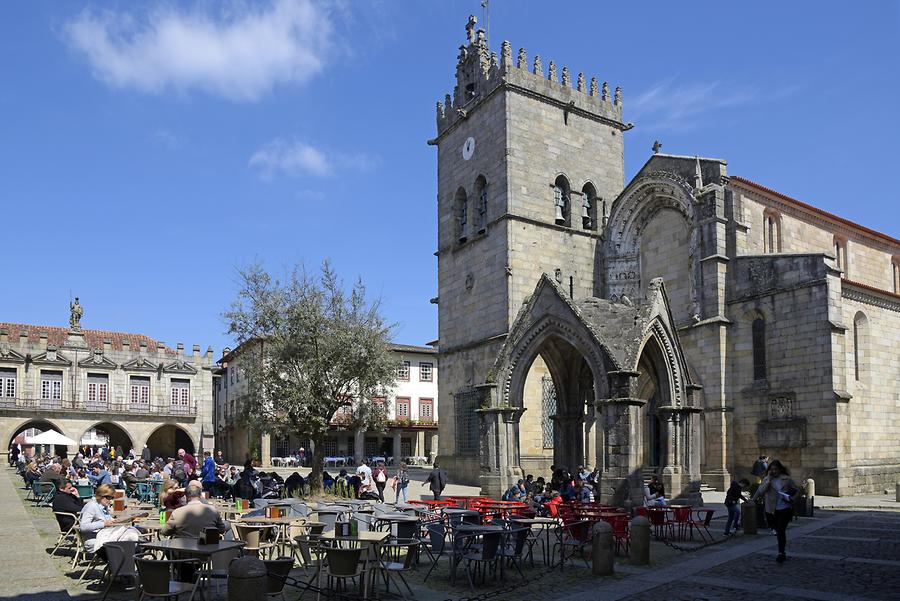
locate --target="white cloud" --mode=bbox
[630,78,760,132]
[249,138,378,179]
[150,128,183,149]
[64,0,331,102]
[249,139,331,177]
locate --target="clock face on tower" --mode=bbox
[462,136,475,161]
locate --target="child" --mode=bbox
[724,478,750,536]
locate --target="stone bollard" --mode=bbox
[805,478,815,517]
[228,556,267,601]
[591,521,614,576]
[742,501,757,535]
[629,516,650,565]
[896,482,900,503]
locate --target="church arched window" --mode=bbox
[752,317,766,381]
[455,187,468,243]
[853,311,869,382]
[581,183,598,231]
[833,235,848,278]
[763,209,781,253]
[553,175,570,226]
[891,257,899,294]
[474,175,488,234]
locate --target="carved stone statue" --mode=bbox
[69,297,84,331]
[466,15,477,44]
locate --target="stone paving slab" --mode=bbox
[0,469,73,601]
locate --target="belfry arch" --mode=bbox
[477,274,702,503]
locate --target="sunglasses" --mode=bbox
[102,495,115,500]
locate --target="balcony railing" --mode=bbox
[0,397,197,417]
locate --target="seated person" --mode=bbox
[503,479,527,502]
[643,477,667,507]
[88,465,112,487]
[576,480,593,503]
[40,464,66,490]
[285,472,305,497]
[160,485,227,539]
[52,481,85,532]
[160,479,187,510]
[79,484,116,552]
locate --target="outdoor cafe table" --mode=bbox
[443,496,491,509]
[474,500,529,520]
[442,508,480,525]
[409,499,456,509]
[373,513,419,538]
[510,516,558,566]
[139,538,246,562]
[319,530,390,599]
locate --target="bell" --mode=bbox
[555,204,565,224]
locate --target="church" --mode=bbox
[432,17,900,501]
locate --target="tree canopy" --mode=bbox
[225,261,397,491]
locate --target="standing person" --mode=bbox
[751,455,769,484]
[178,448,197,481]
[423,462,448,500]
[214,450,226,466]
[724,478,750,536]
[394,462,410,503]
[752,460,800,563]
[200,451,216,495]
[356,460,373,497]
[372,461,388,502]
[141,444,152,462]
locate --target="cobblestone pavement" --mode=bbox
[5,465,900,601]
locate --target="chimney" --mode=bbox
[157,341,166,355]
[176,342,184,355]
[205,346,214,360]
[0,328,7,344]
[139,341,147,353]
[103,338,112,353]
[39,331,48,349]
[192,344,201,359]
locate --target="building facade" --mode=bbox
[433,17,900,499]
[1,303,216,459]
[214,342,438,466]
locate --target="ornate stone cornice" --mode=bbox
[842,281,900,313]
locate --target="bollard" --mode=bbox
[742,501,757,535]
[629,516,650,566]
[591,521,614,576]
[228,556,267,601]
[805,478,815,517]
[896,482,900,503]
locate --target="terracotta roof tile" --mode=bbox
[0,323,177,355]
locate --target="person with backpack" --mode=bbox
[172,458,187,486]
[178,448,197,481]
[372,461,389,502]
[393,462,411,503]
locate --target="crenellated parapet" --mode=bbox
[436,15,627,135]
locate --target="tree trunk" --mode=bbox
[308,433,325,495]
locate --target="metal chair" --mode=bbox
[233,523,278,559]
[99,540,138,601]
[263,556,294,600]
[33,481,55,507]
[51,511,79,556]
[377,539,419,598]
[553,520,593,570]
[72,529,103,582]
[76,483,94,500]
[134,553,201,601]
[498,526,529,580]
[461,532,502,591]
[317,546,365,601]
[420,522,447,579]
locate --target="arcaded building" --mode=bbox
[432,17,900,499]
[1,302,215,458]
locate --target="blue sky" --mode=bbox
[1,1,898,356]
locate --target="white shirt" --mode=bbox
[356,465,372,487]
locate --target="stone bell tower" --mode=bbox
[431,16,631,486]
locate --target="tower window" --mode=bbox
[474,176,487,234]
[581,183,598,231]
[891,258,899,294]
[455,187,468,243]
[553,175,571,227]
[752,317,766,381]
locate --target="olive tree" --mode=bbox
[225,261,398,493]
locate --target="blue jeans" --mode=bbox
[724,503,741,533]
[395,484,408,503]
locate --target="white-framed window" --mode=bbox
[0,368,15,398]
[419,398,434,422]
[130,376,150,408]
[397,361,410,381]
[87,374,108,404]
[170,379,190,408]
[395,397,410,419]
[40,370,62,400]
[419,362,433,382]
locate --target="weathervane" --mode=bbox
[481,0,490,47]
[652,140,662,154]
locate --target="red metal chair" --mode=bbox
[670,506,692,540]
[646,507,673,539]
[609,516,630,555]
[689,508,715,542]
